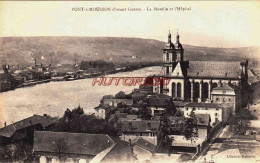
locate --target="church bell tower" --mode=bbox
[163,31,184,76]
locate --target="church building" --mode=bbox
[153,31,248,106]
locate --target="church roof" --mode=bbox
[187,61,242,79]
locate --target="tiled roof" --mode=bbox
[173,101,188,107]
[187,61,241,78]
[0,115,55,137]
[146,94,172,107]
[94,105,109,111]
[212,84,235,91]
[130,91,149,99]
[133,137,156,152]
[33,131,114,156]
[148,94,172,99]
[103,99,134,106]
[169,116,186,124]
[196,114,211,126]
[185,102,222,108]
[121,120,160,133]
[99,137,134,162]
[109,113,128,120]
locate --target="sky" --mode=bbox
[0,1,260,48]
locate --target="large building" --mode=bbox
[154,32,248,104]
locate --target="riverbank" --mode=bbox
[17,65,161,89]
[16,79,52,88]
[0,66,162,126]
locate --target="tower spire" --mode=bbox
[176,29,180,43]
[168,30,171,43]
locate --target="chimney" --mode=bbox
[129,139,134,156]
[4,121,6,127]
[29,120,33,126]
[128,139,132,146]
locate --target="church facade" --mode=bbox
[153,32,248,104]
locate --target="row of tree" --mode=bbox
[79,60,115,72]
[50,106,121,137]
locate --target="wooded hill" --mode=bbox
[0,36,259,66]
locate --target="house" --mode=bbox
[168,116,185,135]
[169,114,210,140]
[211,84,238,114]
[130,90,149,102]
[120,120,161,145]
[0,69,17,92]
[246,120,260,135]
[109,113,140,122]
[109,112,128,122]
[34,131,112,163]
[103,98,134,107]
[146,94,175,118]
[132,137,156,162]
[94,105,117,120]
[196,114,211,140]
[183,103,227,126]
[90,137,136,163]
[173,101,188,116]
[34,131,136,163]
[95,105,107,119]
[0,115,55,145]
[170,135,205,154]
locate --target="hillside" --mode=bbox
[0,37,259,66]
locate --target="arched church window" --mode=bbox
[203,83,209,99]
[172,83,176,97]
[166,67,169,74]
[177,83,181,98]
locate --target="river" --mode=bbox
[0,66,162,127]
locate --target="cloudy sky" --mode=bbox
[0,1,260,48]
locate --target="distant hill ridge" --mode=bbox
[0,36,259,66]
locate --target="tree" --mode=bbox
[175,110,184,117]
[229,108,257,135]
[115,91,128,99]
[51,107,121,137]
[182,111,198,143]
[165,100,176,116]
[64,108,72,121]
[137,104,152,120]
[71,105,84,118]
[0,142,34,162]
[160,111,174,146]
